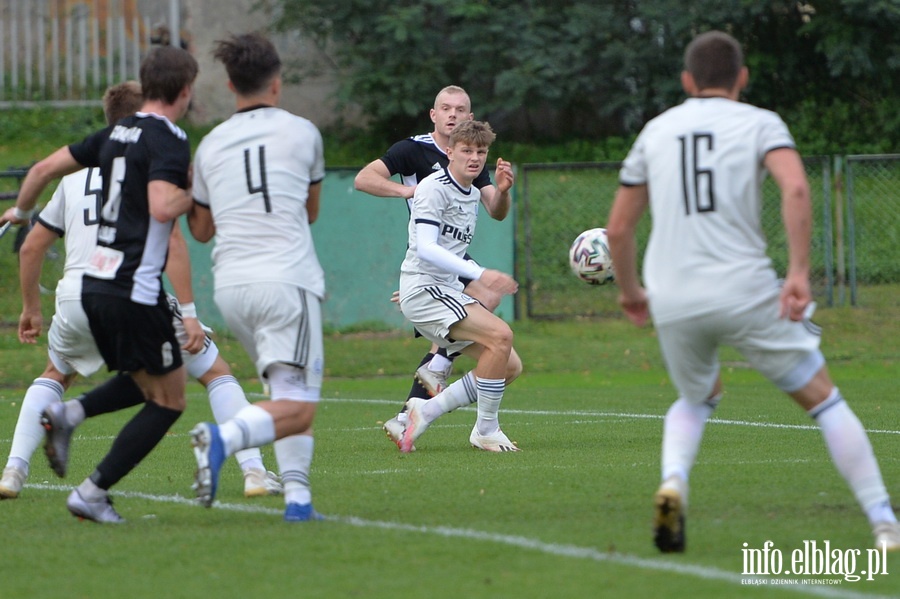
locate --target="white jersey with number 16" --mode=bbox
[618,97,796,325]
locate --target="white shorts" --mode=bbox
[48,295,218,379]
[179,332,218,380]
[166,294,219,378]
[400,286,477,355]
[47,297,105,377]
[656,298,824,402]
[215,283,324,388]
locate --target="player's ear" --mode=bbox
[227,80,237,95]
[681,71,695,96]
[737,66,749,92]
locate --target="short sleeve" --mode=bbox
[618,130,649,186]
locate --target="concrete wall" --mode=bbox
[183,0,347,128]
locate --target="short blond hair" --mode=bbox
[434,85,470,109]
[102,81,142,125]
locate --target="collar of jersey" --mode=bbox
[236,103,275,114]
[134,111,187,140]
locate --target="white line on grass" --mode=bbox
[3,401,898,447]
[333,397,900,436]
[25,482,894,599]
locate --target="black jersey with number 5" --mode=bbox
[69,113,191,305]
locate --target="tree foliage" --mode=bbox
[272,0,900,151]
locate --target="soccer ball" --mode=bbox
[568,228,615,285]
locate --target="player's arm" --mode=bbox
[17,222,60,344]
[165,224,205,353]
[479,157,514,221]
[187,201,215,242]
[1,147,81,226]
[415,222,518,296]
[354,159,414,199]
[765,147,813,321]
[308,181,322,224]
[607,184,650,326]
[148,180,193,222]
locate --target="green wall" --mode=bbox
[182,168,516,331]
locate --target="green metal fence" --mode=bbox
[518,155,895,319]
[844,154,900,305]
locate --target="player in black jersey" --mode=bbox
[354,85,514,446]
[3,46,198,522]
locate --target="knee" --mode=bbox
[151,396,186,412]
[277,399,318,435]
[484,322,514,353]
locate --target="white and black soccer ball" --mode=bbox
[568,227,615,285]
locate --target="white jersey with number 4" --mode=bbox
[618,97,796,325]
[193,106,326,298]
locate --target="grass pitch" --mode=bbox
[1,302,899,599]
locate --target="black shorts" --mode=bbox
[82,293,183,375]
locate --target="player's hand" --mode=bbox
[390,290,400,304]
[18,309,43,344]
[1,206,30,226]
[479,269,518,296]
[779,272,812,321]
[494,158,514,194]
[180,317,206,354]
[618,288,650,327]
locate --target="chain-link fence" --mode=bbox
[518,155,896,319]
[844,155,900,305]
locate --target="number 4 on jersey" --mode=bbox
[244,146,272,212]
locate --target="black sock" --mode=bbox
[436,346,460,363]
[79,374,145,418]
[405,352,435,404]
[90,401,182,490]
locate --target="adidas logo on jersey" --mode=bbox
[431,162,441,171]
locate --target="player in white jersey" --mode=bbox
[355,86,514,445]
[187,33,326,521]
[397,120,520,453]
[606,30,900,553]
[0,83,280,501]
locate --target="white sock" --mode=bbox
[661,397,715,487]
[428,352,452,373]
[218,404,276,457]
[206,375,263,470]
[810,388,896,525]
[275,434,313,505]
[77,477,106,501]
[64,398,86,427]
[422,372,477,422]
[475,377,505,435]
[7,378,65,475]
